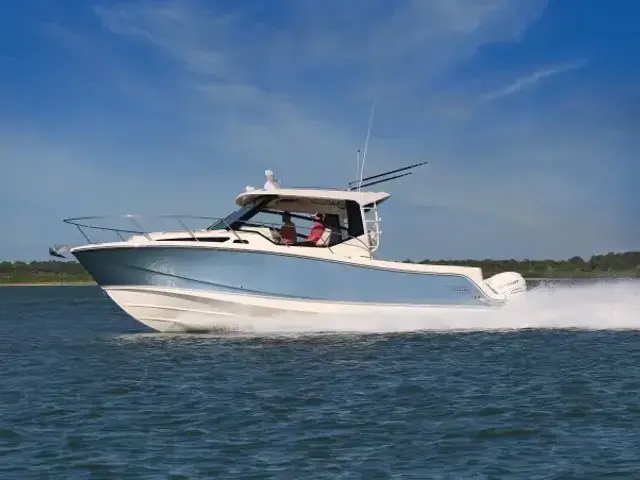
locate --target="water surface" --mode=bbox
[1,283,640,478]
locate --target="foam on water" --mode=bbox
[228,280,640,335]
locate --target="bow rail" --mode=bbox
[63,214,235,244]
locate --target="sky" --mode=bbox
[0,0,638,262]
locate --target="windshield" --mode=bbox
[207,206,249,230]
[207,196,271,230]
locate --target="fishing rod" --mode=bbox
[347,160,428,189]
[350,171,414,191]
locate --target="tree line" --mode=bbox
[0,260,92,284]
[0,251,638,283]
[408,251,640,278]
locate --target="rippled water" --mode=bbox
[1,282,640,478]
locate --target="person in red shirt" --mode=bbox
[278,211,297,245]
[306,212,326,244]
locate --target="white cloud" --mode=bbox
[479,60,588,104]
[89,0,553,181]
[93,0,548,100]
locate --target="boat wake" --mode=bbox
[405,280,640,333]
[243,281,640,334]
[116,280,640,338]
[340,281,640,333]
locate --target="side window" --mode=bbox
[345,201,364,237]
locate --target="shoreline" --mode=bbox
[0,282,96,287]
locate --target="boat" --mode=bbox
[50,163,527,332]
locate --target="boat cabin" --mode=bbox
[206,188,390,258]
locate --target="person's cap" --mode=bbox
[265,169,274,177]
[312,212,324,220]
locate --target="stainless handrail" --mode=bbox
[63,214,227,244]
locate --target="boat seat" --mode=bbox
[315,228,332,247]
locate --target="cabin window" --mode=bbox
[205,194,367,247]
[346,200,364,238]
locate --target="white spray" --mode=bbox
[242,281,640,335]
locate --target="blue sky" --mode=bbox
[1,0,638,261]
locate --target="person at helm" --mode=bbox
[279,211,297,245]
[306,212,326,243]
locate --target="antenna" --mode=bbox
[346,96,428,192]
[358,99,376,191]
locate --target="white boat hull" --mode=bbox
[104,285,507,333]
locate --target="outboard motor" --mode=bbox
[484,271,527,298]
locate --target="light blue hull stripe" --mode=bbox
[73,246,500,306]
